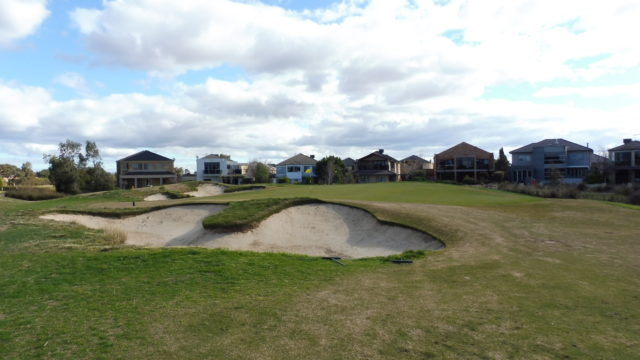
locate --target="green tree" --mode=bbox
[494,147,510,178]
[0,176,4,190]
[316,156,347,184]
[46,140,114,193]
[254,163,270,183]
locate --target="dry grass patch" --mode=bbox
[103,227,127,245]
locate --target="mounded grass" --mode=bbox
[4,186,65,201]
[1,182,639,359]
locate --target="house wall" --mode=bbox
[511,147,592,184]
[118,160,173,175]
[196,157,239,181]
[276,165,316,183]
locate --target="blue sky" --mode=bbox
[1,0,639,171]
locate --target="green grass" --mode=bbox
[1,182,639,359]
[202,197,318,231]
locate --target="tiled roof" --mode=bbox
[118,150,173,162]
[609,140,640,151]
[276,153,317,166]
[342,157,356,166]
[510,139,592,153]
[435,142,493,159]
[358,151,398,163]
[402,155,429,163]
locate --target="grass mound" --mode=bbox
[202,197,318,232]
[223,184,266,193]
[4,187,65,201]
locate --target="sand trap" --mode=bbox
[41,203,442,258]
[143,193,169,201]
[186,184,225,197]
[41,205,226,247]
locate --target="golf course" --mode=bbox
[1,182,639,359]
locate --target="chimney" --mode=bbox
[310,154,315,159]
[623,138,632,144]
[378,149,384,154]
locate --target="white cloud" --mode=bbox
[53,72,93,96]
[0,0,49,47]
[534,84,640,98]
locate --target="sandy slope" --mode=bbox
[41,203,442,258]
[143,193,169,201]
[186,184,225,197]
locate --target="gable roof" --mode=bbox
[276,153,317,166]
[435,142,493,159]
[118,150,172,162]
[402,155,429,163]
[342,157,356,166]
[510,139,592,154]
[358,151,398,163]
[609,140,640,151]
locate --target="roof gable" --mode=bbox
[510,139,592,154]
[276,153,317,166]
[402,155,428,163]
[342,157,356,166]
[118,150,173,162]
[358,151,398,163]
[609,140,640,151]
[435,142,493,159]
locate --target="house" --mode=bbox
[196,154,242,183]
[608,138,640,184]
[400,155,432,180]
[116,150,177,189]
[276,154,317,183]
[434,142,494,182]
[510,138,593,184]
[353,149,401,183]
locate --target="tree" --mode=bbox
[247,162,270,183]
[174,167,184,177]
[316,156,347,184]
[0,176,4,190]
[495,147,510,173]
[0,164,22,185]
[45,139,114,193]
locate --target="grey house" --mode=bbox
[510,139,593,184]
[608,138,640,184]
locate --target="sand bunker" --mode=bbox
[143,193,169,201]
[186,184,225,197]
[41,203,442,258]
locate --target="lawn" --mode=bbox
[1,182,639,359]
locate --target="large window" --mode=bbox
[517,154,531,163]
[287,166,301,172]
[544,168,566,181]
[569,152,585,162]
[614,152,632,166]
[439,159,454,170]
[456,157,474,170]
[476,158,490,170]
[276,166,286,176]
[566,167,588,179]
[359,160,388,171]
[204,162,221,174]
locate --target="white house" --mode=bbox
[276,153,317,183]
[196,154,242,183]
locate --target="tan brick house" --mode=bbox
[434,142,494,182]
[116,150,177,188]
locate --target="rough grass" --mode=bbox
[1,182,639,359]
[222,184,266,193]
[202,197,318,231]
[103,227,127,245]
[4,187,65,201]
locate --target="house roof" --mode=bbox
[435,142,493,159]
[402,155,429,163]
[276,153,317,166]
[342,157,356,166]
[609,140,640,151]
[358,151,398,163]
[510,139,592,154]
[202,154,232,160]
[122,171,176,176]
[118,150,172,162]
[591,153,610,163]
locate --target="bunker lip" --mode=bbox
[41,203,443,258]
[185,184,225,197]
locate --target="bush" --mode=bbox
[277,177,291,184]
[630,190,640,205]
[462,176,477,185]
[103,227,127,245]
[4,187,65,201]
[163,190,192,199]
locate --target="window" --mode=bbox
[544,168,566,181]
[276,166,286,175]
[456,157,474,170]
[287,166,301,172]
[566,167,587,179]
[517,154,531,163]
[204,162,221,174]
[614,152,631,166]
[635,151,640,166]
[439,159,454,170]
[476,159,490,170]
[569,152,585,161]
[544,155,565,164]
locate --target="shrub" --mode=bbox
[462,176,477,185]
[630,190,640,205]
[103,227,127,245]
[4,187,65,201]
[277,177,291,184]
[163,190,192,199]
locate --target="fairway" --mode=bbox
[1,182,639,359]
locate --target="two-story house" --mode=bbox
[354,149,401,183]
[608,138,640,184]
[276,154,317,183]
[510,139,593,184]
[116,150,177,189]
[196,154,242,183]
[434,142,494,182]
[400,155,432,180]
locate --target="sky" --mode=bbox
[1,0,639,172]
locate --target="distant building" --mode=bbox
[343,157,356,173]
[434,142,494,182]
[400,155,432,180]
[196,154,242,183]
[608,138,640,184]
[353,149,401,183]
[276,154,317,183]
[510,138,593,184]
[116,150,177,189]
